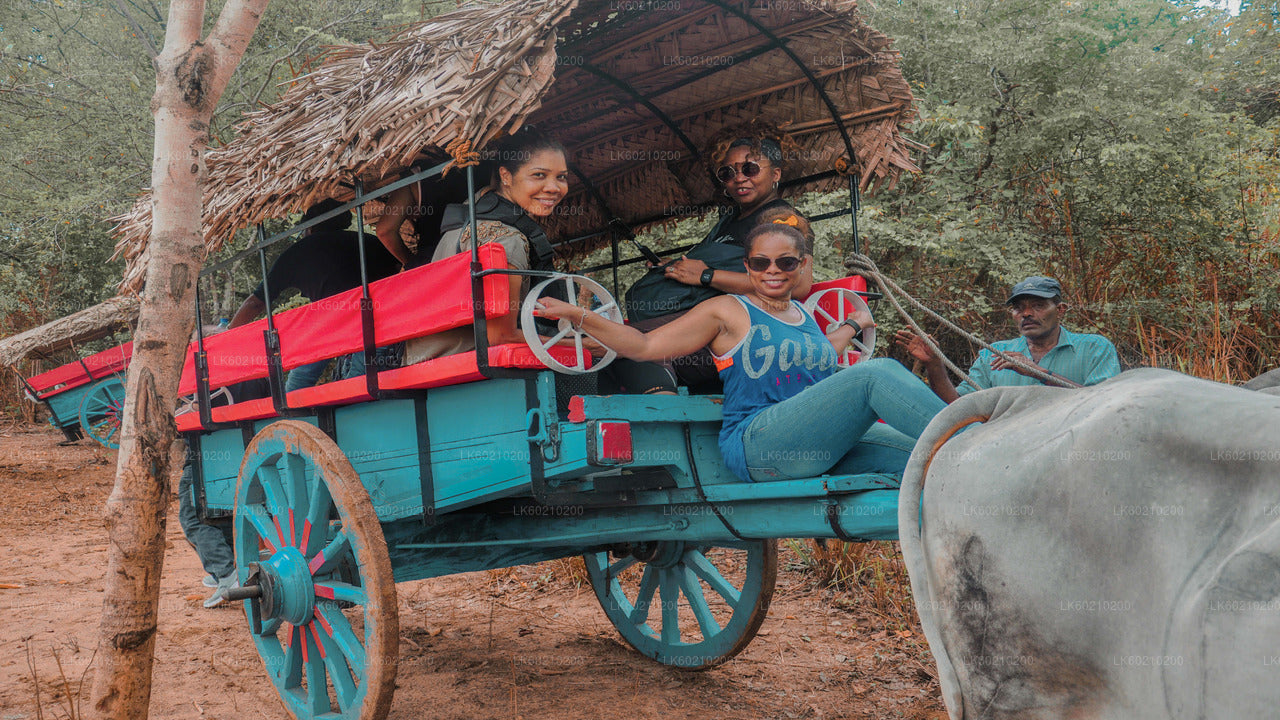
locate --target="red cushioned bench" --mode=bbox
[176,244,586,433]
[27,342,133,399]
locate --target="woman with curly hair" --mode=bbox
[627,125,814,391]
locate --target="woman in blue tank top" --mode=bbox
[535,224,947,482]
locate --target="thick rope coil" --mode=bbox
[445,137,481,168]
[846,253,1080,390]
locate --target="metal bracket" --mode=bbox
[525,407,560,462]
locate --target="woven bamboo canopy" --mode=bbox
[113,0,920,292]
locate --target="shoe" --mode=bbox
[202,574,218,588]
[203,573,240,609]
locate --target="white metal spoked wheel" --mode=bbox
[175,387,234,416]
[520,274,622,375]
[803,288,876,366]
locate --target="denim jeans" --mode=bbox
[177,448,235,579]
[741,358,947,482]
[285,359,331,392]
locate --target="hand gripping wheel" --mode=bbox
[803,287,876,367]
[520,274,623,375]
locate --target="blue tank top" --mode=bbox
[715,295,839,481]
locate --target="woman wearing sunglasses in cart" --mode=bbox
[542,224,946,482]
[628,127,815,392]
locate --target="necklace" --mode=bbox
[751,294,793,315]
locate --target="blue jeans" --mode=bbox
[741,358,947,482]
[285,359,331,392]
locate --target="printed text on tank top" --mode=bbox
[713,297,837,380]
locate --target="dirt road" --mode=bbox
[0,424,944,719]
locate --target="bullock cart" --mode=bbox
[0,302,136,449]
[113,1,924,717]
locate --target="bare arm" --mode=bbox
[375,184,416,266]
[227,294,265,329]
[893,329,960,403]
[536,296,730,362]
[486,276,528,346]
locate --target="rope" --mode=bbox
[845,252,1081,390]
[445,137,481,168]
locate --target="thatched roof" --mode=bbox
[113,0,920,292]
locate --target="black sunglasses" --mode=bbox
[716,160,762,184]
[746,255,803,272]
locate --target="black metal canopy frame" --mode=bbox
[187,9,880,426]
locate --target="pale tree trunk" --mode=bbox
[90,1,269,718]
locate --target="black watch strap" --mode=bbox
[841,318,863,335]
[700,268,716,287]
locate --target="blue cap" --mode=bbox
[1007,276,1062,304]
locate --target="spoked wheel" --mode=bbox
[803,288,876,366]
[233,420,397,720]
[175,386,233,416]
[520,273,621,374]
[584,540,777,669]
[77,377,125,449]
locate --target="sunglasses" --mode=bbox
[746,255,803,272]
[716,160,762,184]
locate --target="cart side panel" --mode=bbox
[199,428,250,513]
[329,379,540,520]
[44,387,85,429]
[332,399,425,521]
[425,378,538,510]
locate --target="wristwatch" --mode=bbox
[840,318,863,336]
[699,268,716,287]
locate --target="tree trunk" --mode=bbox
[89,2,269,718]
[0,296,138,367]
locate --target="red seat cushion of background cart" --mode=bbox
[28,342,134,398]
[176,244,510,395]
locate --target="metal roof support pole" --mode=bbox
[468,165,493,378]
[849,174,862,256]
[193,279,217,430]
[353,181,383,398]
[257,224,288,411]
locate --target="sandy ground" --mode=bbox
[0,424,945,719]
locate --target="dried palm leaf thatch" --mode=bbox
[113,0,919,291]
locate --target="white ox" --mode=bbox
[899,369,1280,719]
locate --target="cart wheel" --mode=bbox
[175,386,233,416]
[77,377,125,449]
[584,540,777,669]
[234,420,398,720]
[802,288,876,366]
[519,274,621,375]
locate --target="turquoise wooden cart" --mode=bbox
[180,170,886,719]
[165,2,923,717]
[19,341,131,448]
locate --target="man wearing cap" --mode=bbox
[894,276,1121,404]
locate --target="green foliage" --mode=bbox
[857,0,1280,380]
[0,0,405,335]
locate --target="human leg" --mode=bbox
[177,448,236,582]
[741,358,945,481]
[285,359,331,392]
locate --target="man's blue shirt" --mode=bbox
[956,327,1121,396]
